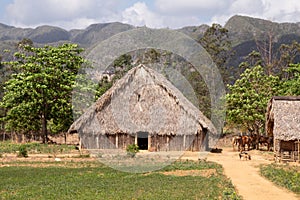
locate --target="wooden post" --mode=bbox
[183,135,186,150]
[135,133,137,145]
[116,134,118,149]
[79,137,82,152]
[166,136,169,151]
[148,134,151,150]
[95,135,98,149]
[298,139,300,163]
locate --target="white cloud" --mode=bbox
[262,0,300,22]
[229,0,264,15]
[155,0,231,15]
[121,2,163,28]
[3,0,300,30]
[201,0,300,25]
[121,2,203,29]
[4,0,121,29]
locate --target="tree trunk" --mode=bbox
[64,132,67,144]
[42,114,48,144]
[254,124,260,150]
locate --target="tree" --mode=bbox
[226,65,281,136]
[95,54,133,99]
[276,41,300,78]
[1,43,85,143]
[281,63,300,95]
[253,30,300,77]
[198,23,234,85]
[17,38,33,49]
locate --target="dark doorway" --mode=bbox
[137,132,148,150]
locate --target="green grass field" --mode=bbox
[0,140,76,155]
[0,160,241,200]
[260,164,300,194]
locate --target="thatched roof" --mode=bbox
[69,64,216,136]
[266,96,300,141]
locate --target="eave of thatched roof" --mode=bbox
[272,96,300,101]
[266,96,300,141]
[69,64,216,136]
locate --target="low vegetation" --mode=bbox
[0,140,76,154]
[0,160,241,200]
[260,164,300,194]
[126,143,139,158]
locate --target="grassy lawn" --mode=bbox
[0,140,76,155]
[0,160,241,200]
[260,163,300,194]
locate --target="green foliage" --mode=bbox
[126,143,139,157]
[17,144,28,158]
[226,65,281,133]
[0,160,241,199]
[0,141,76,154]
[95,54,133,100]
[199,23,235,85]
[95,76,113,99]
[281,63,300,95]
[222,187,240,200]
[185,70,211,117]
[275,41,300,78]
[1,43,86,142]
[260,164,300,194]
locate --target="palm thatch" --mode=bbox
[266,96,300,141]
[69,64,216,150]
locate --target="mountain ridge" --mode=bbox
[1,15,300,68]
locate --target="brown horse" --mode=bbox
[258,136,273,151]
[232,136,242,151]
[240,136,252,151]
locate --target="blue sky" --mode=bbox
[1,0,300,30]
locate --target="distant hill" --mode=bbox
[1,15,300,68]
[225,15,300,68]
[225,15,300,46]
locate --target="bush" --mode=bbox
[222,187,240,200]
[18,144,28,158]
[126,144,139,158]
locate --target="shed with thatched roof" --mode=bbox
[266,96,300,162]
[69,65,216,151]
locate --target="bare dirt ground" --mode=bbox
[181,135,300,200]
[207,148,299,200]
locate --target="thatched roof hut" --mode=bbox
[266,96,300,140]
[266,96,300,162]
[69,64,216,151]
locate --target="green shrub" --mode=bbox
[18,144,28,158]
[126,144,139,158]
[222,187,240,200]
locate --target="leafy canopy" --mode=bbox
[226,65,281,134]
[1,43,86,142]
[281,63,300,95]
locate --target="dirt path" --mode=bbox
[205,148,299,200]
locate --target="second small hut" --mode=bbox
[266,96,300,162]
[69,65,217,151]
